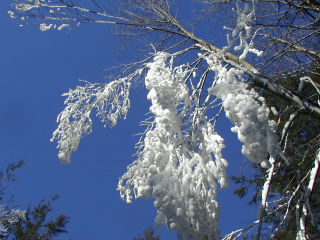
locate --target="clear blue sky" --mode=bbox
[1,2,257,239]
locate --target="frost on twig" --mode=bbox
[51,73,137,164]
[222,220,259,240]
[118,53,228,239]
[11,0,116,30]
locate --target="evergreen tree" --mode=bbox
[232,65,320,238]
[0,161,69,240]
[9,196,69,240]
[133,227,160,240]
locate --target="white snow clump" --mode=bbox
[224,2,263,60]
[8,11,15,19]
[40,23,53,31]
[118,52,228,239]
[205,54,279,167]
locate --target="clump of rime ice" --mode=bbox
[118,53,228,239]
[224,2,263,60]
[51,78,132,164]
[205,54,279,167]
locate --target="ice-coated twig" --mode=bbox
[277,168,311,230]
[300,76,320,97]
[279,111,299,165]
[223,1,263,60]
[256,156,276,240]
[296,150,320,239]
[222,220,259,240]
[281,111,299,146]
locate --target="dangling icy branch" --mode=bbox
[51,71,139,164]
[224,1,263,60]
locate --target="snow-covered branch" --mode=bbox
[118,53,228,239]
[51,72,137,164]
[296,150,320,240]
[10,0,320,119]
[8,0,320,238]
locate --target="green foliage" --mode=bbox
[0,160,24,202]
[0,161,69,240]
[9,196,69,240]
[0,161,26,239]
[263,68,320,238]
[133,227,160,240]
[231,172,264,204]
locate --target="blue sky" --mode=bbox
[1,2,258,239]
